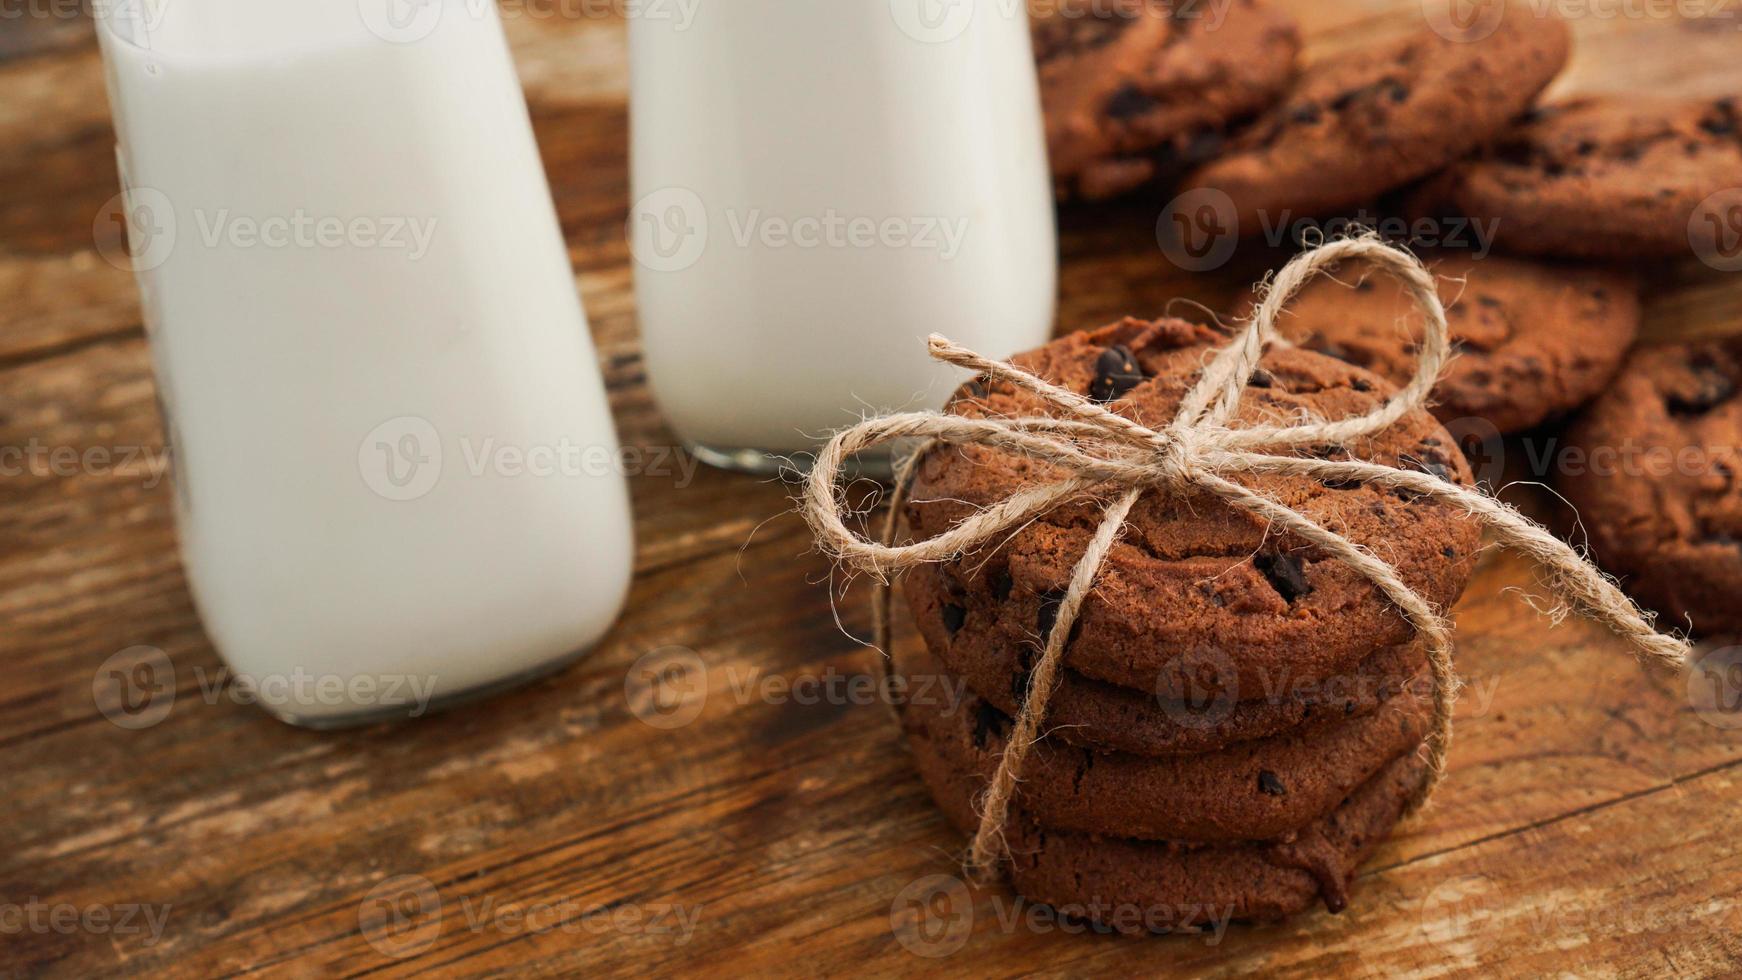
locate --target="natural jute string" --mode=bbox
[802,234,1691,881]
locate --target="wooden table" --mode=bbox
[5,3,1742,976]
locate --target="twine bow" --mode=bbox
[802,234,1690,880]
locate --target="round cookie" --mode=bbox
[1561,339,1742,637]
[1181,2,1569,230]
[902,691,1430,927]
[1239,248,1641,433]
[905,316,1485,697]
[907,559,1430,756]
[1415,96,1742,260]
[1032,0,1300,200]
[898,644,1430,842]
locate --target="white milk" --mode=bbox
[630,0,1057,470]
[95,0,634,725]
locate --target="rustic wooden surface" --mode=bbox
[5,3,1742,977]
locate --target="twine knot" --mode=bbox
[801,234,1692,881]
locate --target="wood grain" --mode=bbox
[3,3,1742,977]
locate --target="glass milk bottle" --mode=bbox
[630,0,1057,473]
[94,0,633,726]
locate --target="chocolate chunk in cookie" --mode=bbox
[1182,1,1569,229]
[1562,340,1742,637]
[1241,248,1640,433]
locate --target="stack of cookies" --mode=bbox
[894,318,1484,929]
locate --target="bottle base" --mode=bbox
[255,646,596,730]
[687,441,897,481]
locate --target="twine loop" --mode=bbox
[801,234,1691,880]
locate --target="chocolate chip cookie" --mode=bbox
[1182,2,1569,230]
[1240,248,1641,433]
[898,643,1429,842]
[902,686,1429,927]
[1416,96,1742,260]
[1561,339,1742,637]
[905,317,1484,698]
[1033,0,1300,200]
[908,560,1429,756]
